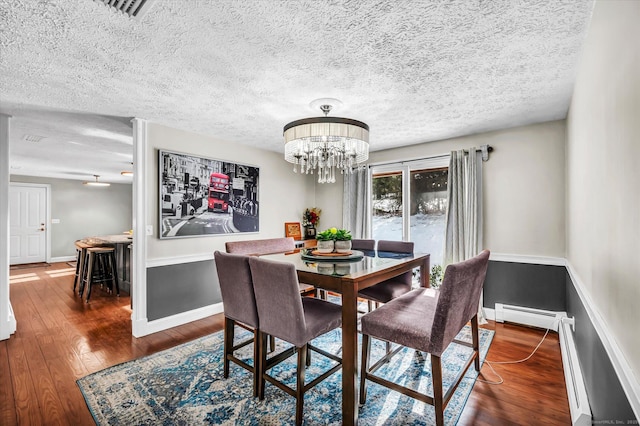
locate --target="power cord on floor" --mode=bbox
[476,322,555,386]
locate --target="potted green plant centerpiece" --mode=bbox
[334,229,352,253]
[316,228,336,253]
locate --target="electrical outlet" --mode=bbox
[146,225,153,236]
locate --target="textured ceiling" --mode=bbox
[0,0,594,183]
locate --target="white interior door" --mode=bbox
[9,184,47,265]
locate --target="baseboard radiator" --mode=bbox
[492,303,591,426]
[559,316,592,426]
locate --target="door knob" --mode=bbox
[40,227,45,231]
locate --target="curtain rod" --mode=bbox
[367,145,493,168]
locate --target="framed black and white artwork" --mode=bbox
[159,149,259,239]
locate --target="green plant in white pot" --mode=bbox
[334,229,352,253]
[316,228,336,253]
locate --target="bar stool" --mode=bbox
[81,246,119,302]
[73,240,91,294]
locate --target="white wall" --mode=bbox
[145,123,315,260]
[567,0,640,385]
[317,120,567,257]
[10,175,132,258]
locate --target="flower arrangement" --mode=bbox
[303,207,321,227]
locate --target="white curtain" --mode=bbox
[444,146,486,323]
[342,167,369,238]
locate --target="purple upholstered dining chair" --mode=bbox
[248,256,342,426]
[225,237,297,256]
[359,249,490,426]
[358,240,416,309]
[213,251,262,397]
[225,237,316,297]
[350,238,376,251]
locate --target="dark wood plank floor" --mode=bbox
[2,262,571,425]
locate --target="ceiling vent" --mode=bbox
[22,134,45,143]
[93,0,157,18]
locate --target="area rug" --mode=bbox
[78,326,494,425]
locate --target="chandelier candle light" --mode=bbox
[283,102,369,183]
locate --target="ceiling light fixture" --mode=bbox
[121,171,133,177]
[83,175,110,187]
[283,101,369,183]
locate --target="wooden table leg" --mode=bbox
[341,281,358,425]
[420,255,431,288]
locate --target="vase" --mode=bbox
[316,240,334,253]
[334,240,352,253]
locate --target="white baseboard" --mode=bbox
[131,302,224,337]
[50,255,76,263]
[566,261,640,420]
[8,301,16,336]
[485,303,565,331]
[559,316,592,426]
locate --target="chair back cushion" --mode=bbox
[377,240,414,285]
[377,240,414,254]
[430,250,490,355]
[214,251,258,328]
[225,237,295,255]
[248,257,307,346]
[351,239,375,251]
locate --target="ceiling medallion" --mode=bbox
[283,100,369,183]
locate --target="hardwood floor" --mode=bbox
[2,262,571,425]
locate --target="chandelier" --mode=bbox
[283,103,369,183]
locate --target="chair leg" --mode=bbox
[471,315,480,371]
[84,252,95,303]
[252,326,259,398]
[258,331,268,400]
[431,355,444,426]
[73,249,81,292]
[79,250,90,296]
[269,335,276,353]
[359,334,371,405]
[367,300,373,312]
[295,344,307,426]
[109,251,120,296]
[223,318,234,379]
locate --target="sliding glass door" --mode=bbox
[370,157,448,267]
[371,170,404,242]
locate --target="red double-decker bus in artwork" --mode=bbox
[208,173,230,212]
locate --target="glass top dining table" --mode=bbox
[260,249,431,425]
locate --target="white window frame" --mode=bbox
[368,155,449,242]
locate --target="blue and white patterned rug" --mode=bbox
[78,325,494,425]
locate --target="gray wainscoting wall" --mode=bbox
[146,260,221,321]
[483,260,636,423]
[484,261,566,311]
[565,272,637,423]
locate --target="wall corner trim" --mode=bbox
[566,261,640,419]
[132,302,224,338]
[490,252,566,266]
